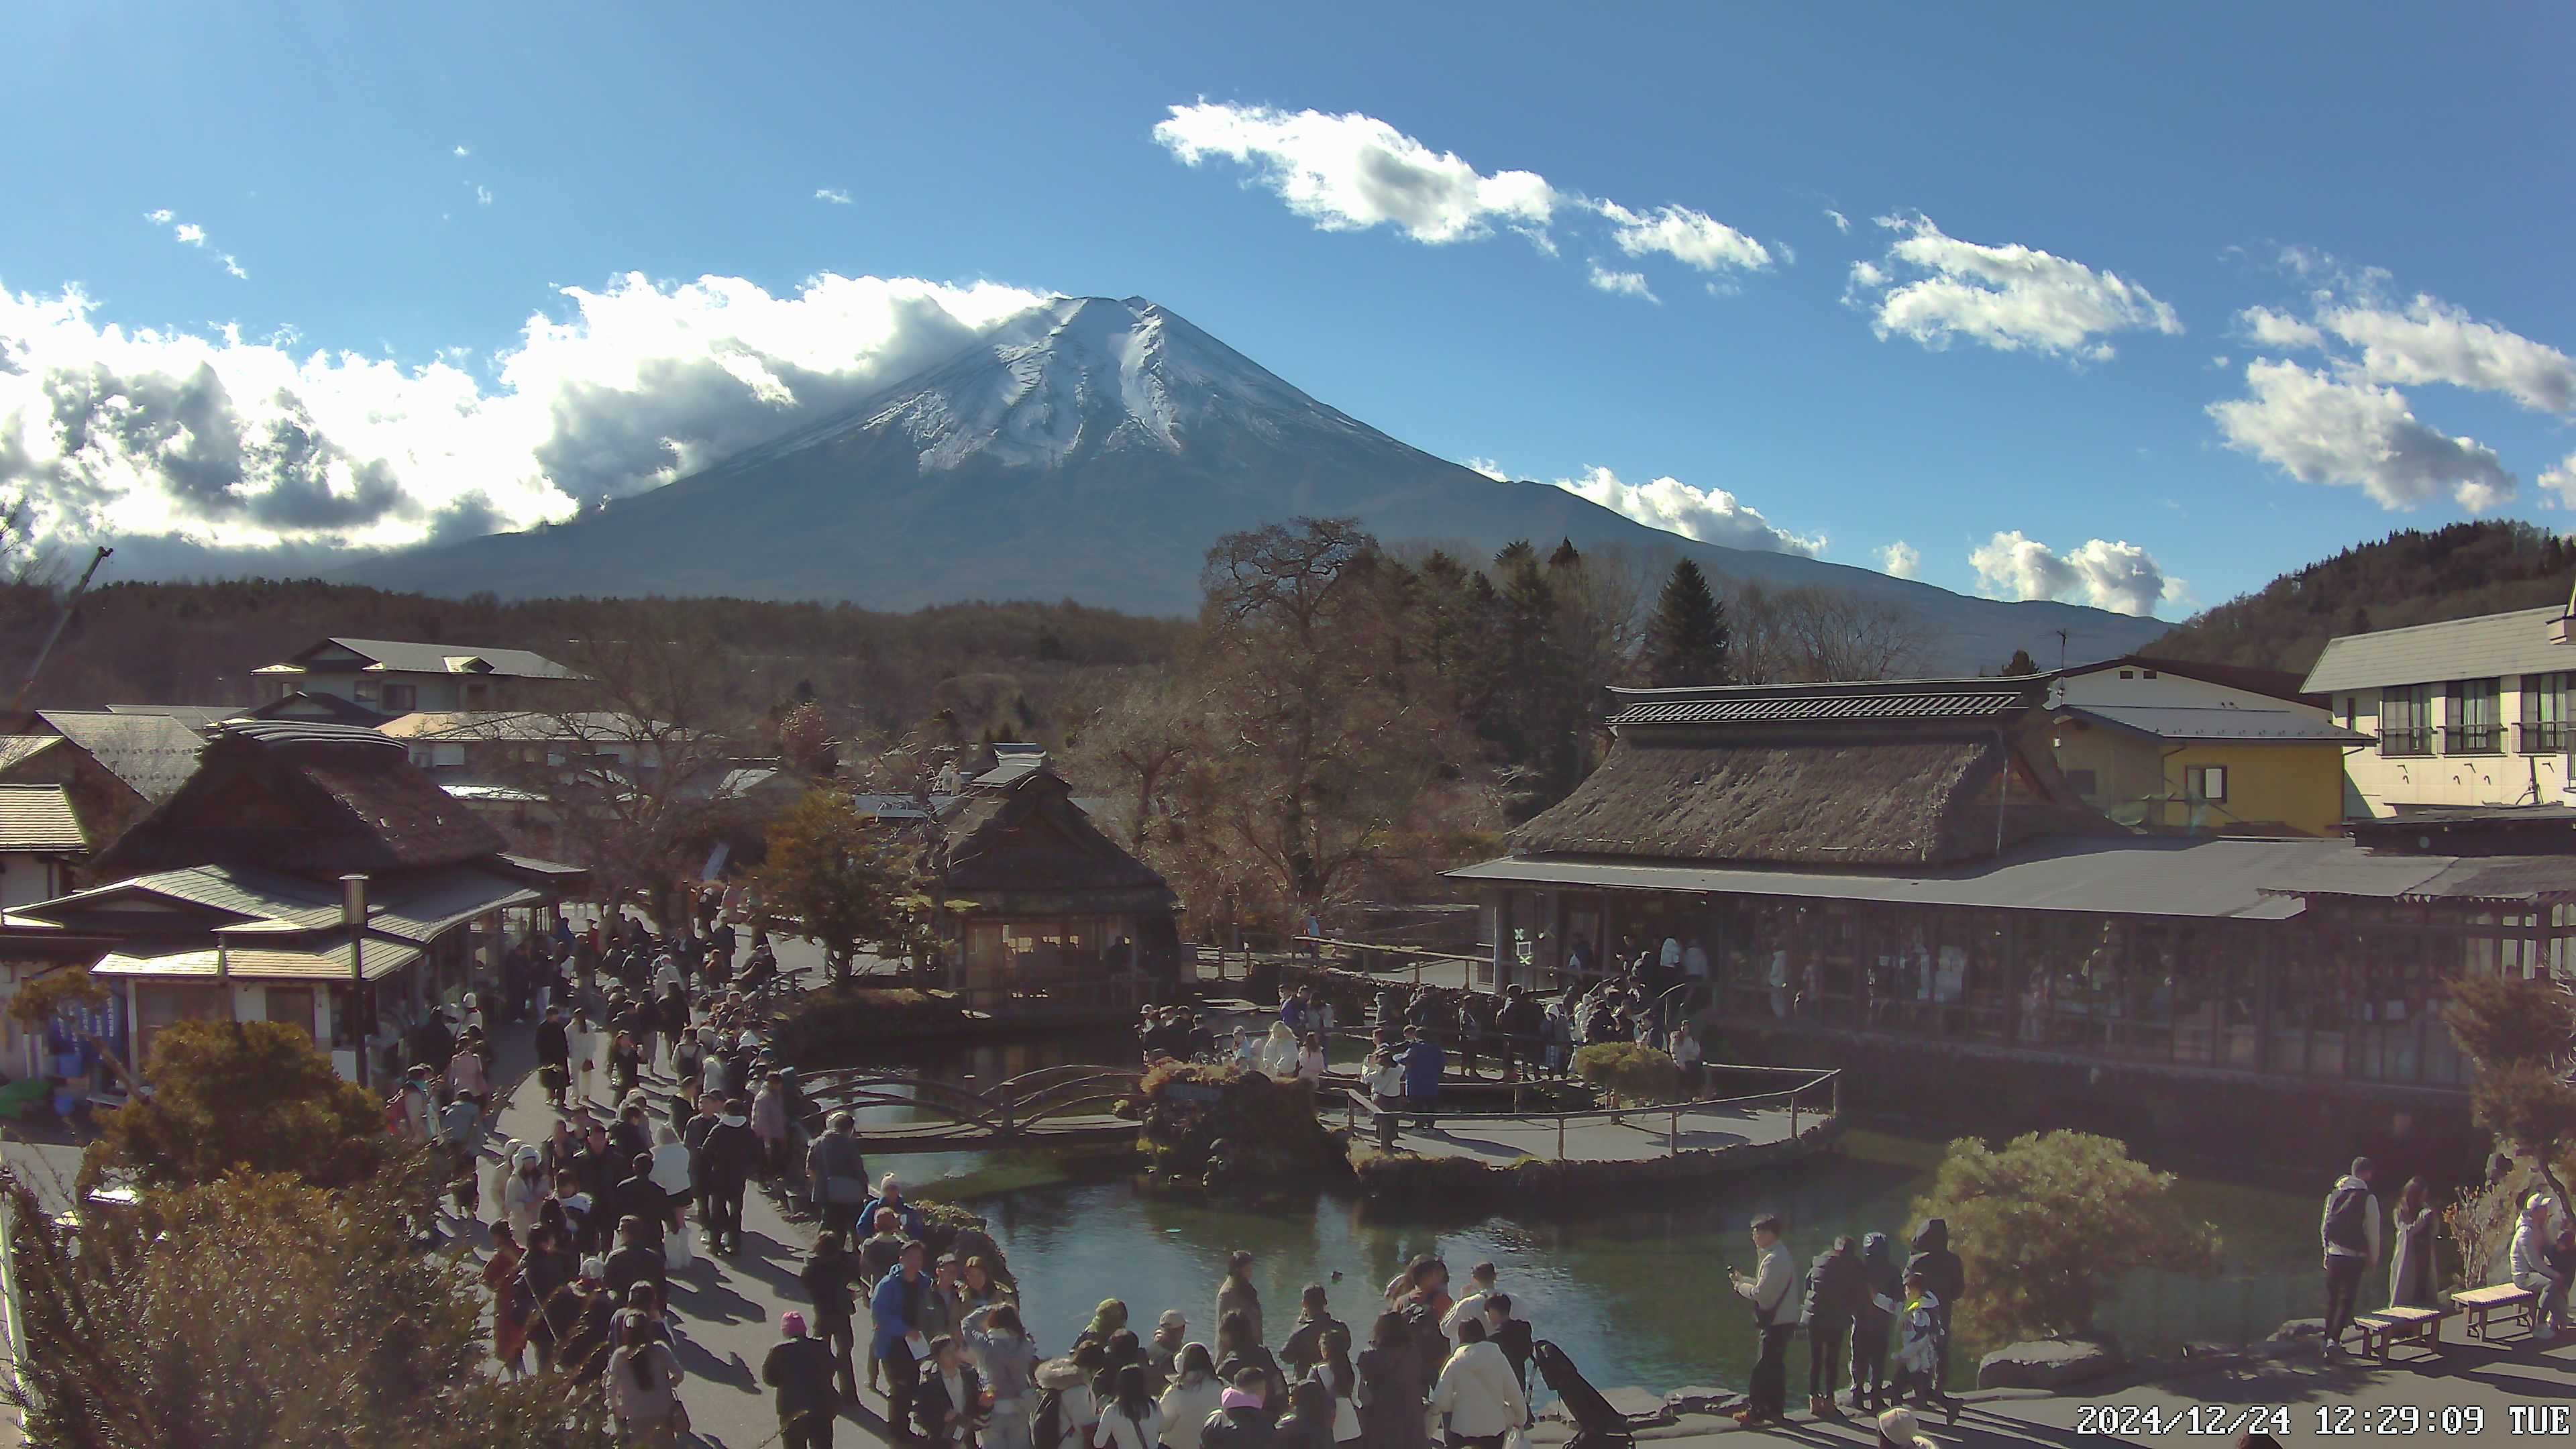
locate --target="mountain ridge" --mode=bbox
[360,294,2167,669]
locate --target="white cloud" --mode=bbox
[1150,101,1767,302]
[1585,263,1657,303]
[144,213,241,280]
[1825,208,1850,235]
[474,185,494,207]
[814,188,853,205]
[1969,531,2181,616]
[452,145,470,158]
[1553,466,1819,556]
[1849,212,2181,363]
[2239,305,2322,350]
[2315,295,2576,415]
[2208,358,2515,512]
[0,272,1053,558]
[2543,452,2576,508]
[1152,101,1559,246]
[1460,456,1509,481]
[1593,201,1769,274]
[1876,541,1920,579]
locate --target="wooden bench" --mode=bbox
[2350,1305,2451,1361]
[2455,1284,2539,1341]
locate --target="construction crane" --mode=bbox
[9,545,113,713]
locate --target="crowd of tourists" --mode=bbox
[1724,1213,1967,1429]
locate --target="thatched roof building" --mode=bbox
[1509,676,2116,868]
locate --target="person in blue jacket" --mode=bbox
[873,1238,930,1444]
[1399,1027,1445,1132]
[863,1174,930,1242]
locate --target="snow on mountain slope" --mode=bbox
[360,295,2171,669]
[707,294,1395,477]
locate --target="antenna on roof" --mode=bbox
[2055,629,2070,671]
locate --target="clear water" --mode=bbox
[823,1030,2318,1396]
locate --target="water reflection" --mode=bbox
[816,1031,2316,1393]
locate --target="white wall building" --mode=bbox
[2302,604,2576,817]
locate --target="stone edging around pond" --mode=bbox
[1345,1116,1847,1201]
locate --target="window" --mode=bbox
[2143,669,2159,679]
[2446,678,2501,753]
[464,682,491,708]
[2185,765,2228,803]
[2065,768,2099,798]
[2524,673,2575,754]
[380,682,418,712]
[2380,685,2432,756]
[2118,669,2135,679]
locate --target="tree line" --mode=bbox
[1058,517,1929,931]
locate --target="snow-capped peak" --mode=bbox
[752,295,1387,473]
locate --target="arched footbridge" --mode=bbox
[798,1065,1145,1153]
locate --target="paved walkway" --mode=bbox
[471,1019,902,1449]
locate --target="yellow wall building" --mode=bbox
[2046,658,2370,838]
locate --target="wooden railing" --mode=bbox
[798,1064,1144,1138]
[1342,1065,1841,1162]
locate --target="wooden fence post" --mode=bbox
[1789,1092,1801,1141]
[1556,1114,1565,1163]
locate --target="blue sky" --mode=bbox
[4,2,2571,616]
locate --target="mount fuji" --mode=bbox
[365,295,2167,668]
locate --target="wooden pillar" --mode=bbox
[2253,925,2275,1075]
[2000,911,2020,1046]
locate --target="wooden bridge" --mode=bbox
[798,1065,1146,1154]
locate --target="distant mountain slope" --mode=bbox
[2150,521,2576,676]
[363,295,2167,672]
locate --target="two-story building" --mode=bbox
[2047,656,2368,837]
[251,637,584,716]
[2304,604,2576,818]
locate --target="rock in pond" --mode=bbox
[1976,1334,2125,1391]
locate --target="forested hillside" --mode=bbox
[0,579,1187,743]
[2150,523,2576,676]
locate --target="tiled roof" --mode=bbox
[34,711,205,800]
[101,704,242,732]
[0,737,61,773]
[304,637,580,680]
[93,938,421,981]
[2304,606,2576,694]
[0,784,85,852]
[1606,676,2047,728]
[2057,705,2371,743]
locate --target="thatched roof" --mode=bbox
[936,763,1173,910]
[88,720,506,881]
[1514,675,2120,867]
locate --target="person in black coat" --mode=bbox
[535,1008,571,1109]
[1802,1236,1866,1417]
[1354,1311,1426,1449]
[1906,1220,1966,1393]
[1199,1366,1279,1449]
[604,1216,668,1313]
[612,1159,668,1246]
[702,1095,758,1255]
[764,1310,843,1449]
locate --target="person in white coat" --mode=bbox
[1430,1318,1527,1449]
[1261,1022,1300,1079]
[2512,1193,2569,1339]
[568,1008,603,1107]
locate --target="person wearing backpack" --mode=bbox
[1803,1235,1866,1419]
[2318,1157,2382,1360]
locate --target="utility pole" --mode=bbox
[2055,629,2071,670]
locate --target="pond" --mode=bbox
[828,1029,2322,1396]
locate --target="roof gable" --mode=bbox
[32,711,206,802]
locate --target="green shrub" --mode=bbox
[1137,1061,1347,1185]
[1572,1042,1682,1104]
[1913,1130,2220,1345]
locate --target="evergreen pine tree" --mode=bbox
[1642,559,1731,686]
[2002,647,2039,676]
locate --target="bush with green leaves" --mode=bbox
[1912,1130,2220,1346]
[85,1018,390,1194]
[1138,1060,1344,1183]
[1572,1042,1682,1104]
